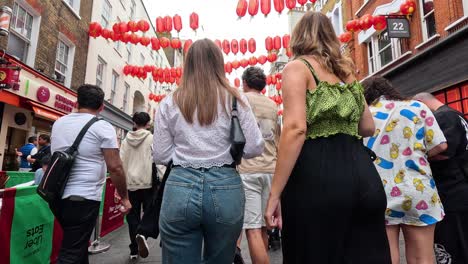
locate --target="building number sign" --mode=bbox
[386,18,411,38]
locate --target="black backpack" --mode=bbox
[37,117,100,203]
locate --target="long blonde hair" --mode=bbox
[173,39,243,126]
[291,11,354,81]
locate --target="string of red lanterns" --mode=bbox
[237,0,318,18]
[337,0,416,43]
[155,13,199,34]
[123,65,183,84]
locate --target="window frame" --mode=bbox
[123,82,130,112]
[110,70,119,104]
[367,32,401,74]
[140,53,145,66]
[464,0,468,16]
[55,34,76,87]
[96,56,106,88]
[130,0,136,20]
[62,0,81,17]
[419,0,436,40]
[101,0,112,29]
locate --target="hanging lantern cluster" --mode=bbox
[237,0,318,18]
[149,93,166,103]
[217,38,257,56]
[338,0,416,43]
[155,12,199,34]
[123,65,183,85]
[224,53,278,74]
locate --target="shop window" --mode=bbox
[120,0,126,9]
[63,0,81,15]
[130,0,136,20]
[464,0,468,16]
[148,78,152,91]
[434,83,468,117]
[123,82,130,113]
[55,35,75,87]
[110,71,119,104]
[329,5,342,35]
[7,2,40,66]
[96,57,106,87]
[140,53,145,65]
[420,0,436,40]
[101,0,112,29]
[367,32,401,74]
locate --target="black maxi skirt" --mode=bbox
[281,134,391,264]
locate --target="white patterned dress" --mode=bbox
[364,97,447,226]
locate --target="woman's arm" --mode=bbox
[153,101,174,165]
[358,102,376,137]
[238,95,265,159]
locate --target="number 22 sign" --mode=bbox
[386,18,411,38]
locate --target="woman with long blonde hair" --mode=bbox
[153,39,264,264]
[264,12,391,263]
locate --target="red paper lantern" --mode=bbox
[234,78,241,88]
[128,21,138,32]
[276,82,282,91]
[276,72,282,80]
[240,39,248,54]
[261,0,271,16]
[112,23,120,33]
[237,0,248,18]
[164,16,173,32]
[183,39,193,53]
[123,65,131,75]
[261,88,266,94]
[144,65,152,72]
[274,0,285,14]
[265,36,273,51]
[190,12,199,31]
[359,14,374,31]
[137,20,150,32]
[298,0,307,6]
[258,55,267,65]
[407,0,416,13]
[225,62,233,74]
[222,39,231,55]
[271,75,277,85]
[267,53,277,62]
[282,34,291,49]
[160,37,170,48]
[266,75,272,85]
[101,29,112,39]
[170,67,177,78]
[249,56,258,66]
[111,32,122,42]
[173,14,182,32]
[248,0,259,17]
[156,17,166,33]
[151,37,160,50]
[214,39,222,49]
[149,93,154,100]
[232,60,240,69]
[171,38,182,49]
[400,2,410,15]
[240,59,249,68]
[345,20,360,32]
[140,36,150,46]
[130,33,140,44]
[248,38,256,53]
[273,36,281,50]
[286,48,293,58]
[372,15,387,31]
[339,32,352,43]
[176,67,182,78]
[309,0,317,3]
[119,22,129,33]
[121,33,131,43]
[88,22,102,38]
[132,66,139,75]
[277,109,283,116]
[286,0,296,10]
[231,39,239,55]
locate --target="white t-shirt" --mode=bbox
[51,113,118,201]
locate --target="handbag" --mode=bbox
[230,97,246,165]
[137,161,172,239]
[37,117,100,203]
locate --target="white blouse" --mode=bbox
[153,93,264,168]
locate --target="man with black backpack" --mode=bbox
[415,93,468,263]
[50,84,131,264]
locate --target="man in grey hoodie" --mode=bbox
[120,112,154,260]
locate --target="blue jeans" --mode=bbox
[159,166,245,264]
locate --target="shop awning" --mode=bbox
[0,90,20,107]
[29,101,64,121]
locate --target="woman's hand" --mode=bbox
[265,194,282,230]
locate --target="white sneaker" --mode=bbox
[129,254,138,260]
[136,234,149,258]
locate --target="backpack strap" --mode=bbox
[299,58,321,85]
[69,117,101,152]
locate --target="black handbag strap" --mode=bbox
[69,117,100,152]
[232,97,238,117]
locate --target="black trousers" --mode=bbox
[51,198,100,264]
[435,211,468,264]
[126,188,153,254]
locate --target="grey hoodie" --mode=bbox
[120,129,154,191]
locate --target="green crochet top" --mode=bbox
[299,59,365,139]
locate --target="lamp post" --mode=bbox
[0,6,12,37]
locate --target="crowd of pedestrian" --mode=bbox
[15,10,467,264]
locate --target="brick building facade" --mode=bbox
[346,0,468,117]
[0,0,92,90]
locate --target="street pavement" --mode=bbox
[89,224,406,264]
